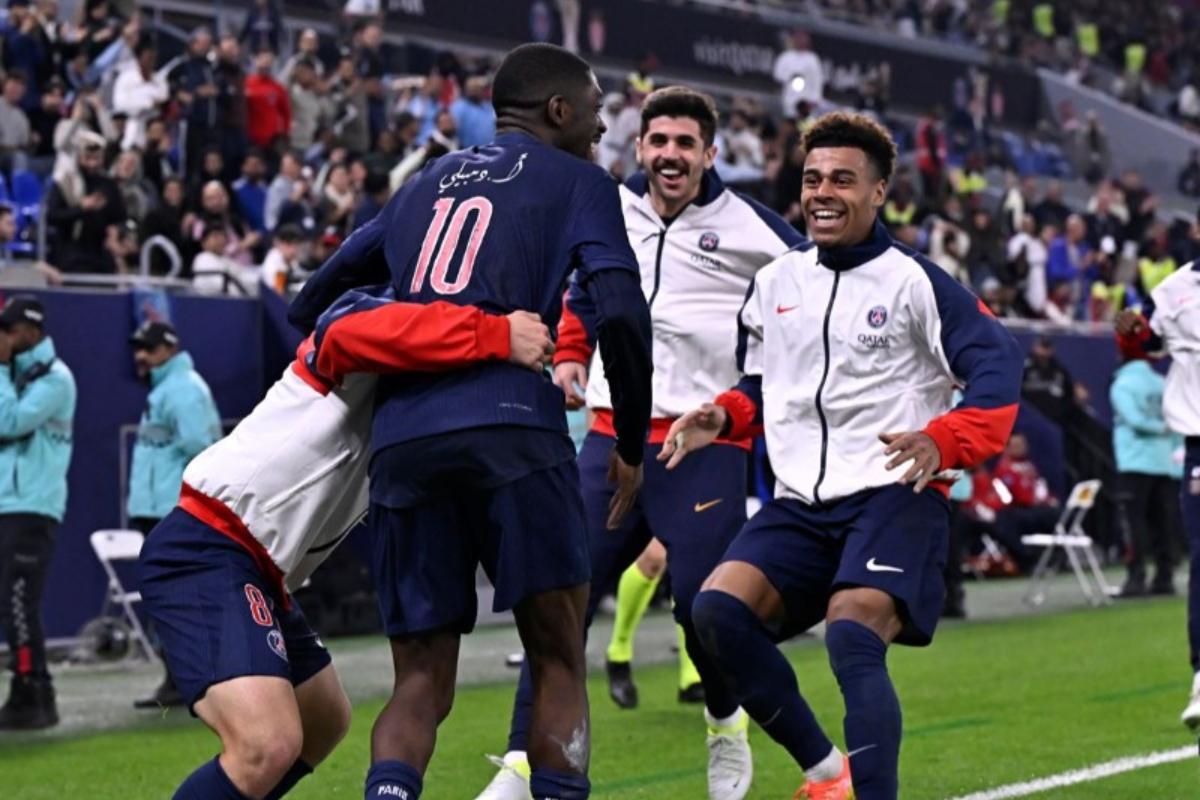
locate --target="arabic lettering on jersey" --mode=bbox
[438,152,528,194]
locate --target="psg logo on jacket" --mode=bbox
[867,305,888,328]
[699,231,720,252]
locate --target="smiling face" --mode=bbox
[636,115,715,217]
[552,71,605,161]
[801,146,886,247]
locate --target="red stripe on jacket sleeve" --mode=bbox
[923,403,1019,470]
[554,291,594,366]
[315,301,510,385]
[714,389,762,441]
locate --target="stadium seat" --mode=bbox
[88,529,157,662]
[10,170,43,208]
[1020,480,1114,607]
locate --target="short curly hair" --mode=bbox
[802,111,897,183]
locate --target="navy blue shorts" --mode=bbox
[579,432,747,626]
[370,459,589,637]
[138,508,331,710]
[722,484,950,646]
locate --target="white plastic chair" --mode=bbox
[1020,480,1113,606]
[90,529,157,661]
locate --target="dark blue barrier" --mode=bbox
[1008,327,1118,426]
[1,290,276,639]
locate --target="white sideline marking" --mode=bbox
[946,746,1195,800]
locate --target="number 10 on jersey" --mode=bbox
[410,196,494,295]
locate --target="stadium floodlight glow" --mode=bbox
[790,76,807,92]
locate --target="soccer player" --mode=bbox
[140,288,555,800]
[662,112,1022,800]
[289,44,653,800]
[478,86,804,800]
[1115,265,1200,729]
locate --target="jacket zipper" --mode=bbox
[647,228,667,307]
[813,271,840,504]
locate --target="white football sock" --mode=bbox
[805,745,844,783]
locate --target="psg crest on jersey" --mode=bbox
[699,231,720,252]
[267,629,288,662]
[867,305,888,328]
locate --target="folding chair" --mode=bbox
[90,529,157,661]
[1021,480,1113,607]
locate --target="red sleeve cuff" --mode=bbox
[715,390,760,441]
[475,313,510,361]
[554,342,592,366]
[922,417,961,471]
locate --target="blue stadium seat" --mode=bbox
[11,170,43,207]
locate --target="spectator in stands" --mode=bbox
[319,162,357,237]
[914,107,948,203]
[1077,111,1109,184]
[80,0,122,62]
[187,180,260,268]
[46,132,126,273]
[716,108,765,186]
[186,146,227,211]
[265,150,302,232]
[239,0,283,55]
[244,49,291,155]
[1085,181,1127,251]
[141,175,187,275]
[950,150,988,201]
[403,69,445,145]
[232,150,268,237]
[170,27,218,177]
[111,35,166,151]
[1033,179,1071,231]
[1119,169,1157,245]
[52,87,114,178]
[966,207,1004,287]
[354,21,386,141]
[1046,213,1094,303]
[1111,345,1184,597]
[275,172,318,237]
[281,28,324,84]
[772,28,824,119]
[327,51,370,154]
[288,58,325,152]
[0,71,31,175]
[0,296,75,731]
[928,212,971,285]
[390,108,457,190]
[1138,224,1178,294]
[127,319,220,709]
[110,148,152,225]
[3,2,46,106]
[191,223,253,295]
[140,116,174,188]
[214,33,248,177]
[352,169,388,232]
[261,222,304,295]
[451,75,496,149]
[1180,150,1200,198]
[1001,174,1038,235]
[1007,213,1049,316]
[22,76,60,176]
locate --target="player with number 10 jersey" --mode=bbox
[289,43,653,800]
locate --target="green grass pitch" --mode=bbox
[2,597,1196,798]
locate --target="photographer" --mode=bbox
[0,297,76,730]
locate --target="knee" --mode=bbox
[636,550,666,580]
[691,590,753,655]
[824,619,887,679]
[227,723,303,785]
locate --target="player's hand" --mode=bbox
[880,431,942,493]
[658,403,727,470]
[1114,309,1144,337]
[606,449,643,530]
[553,361,588,410]
[505,310,553,372]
